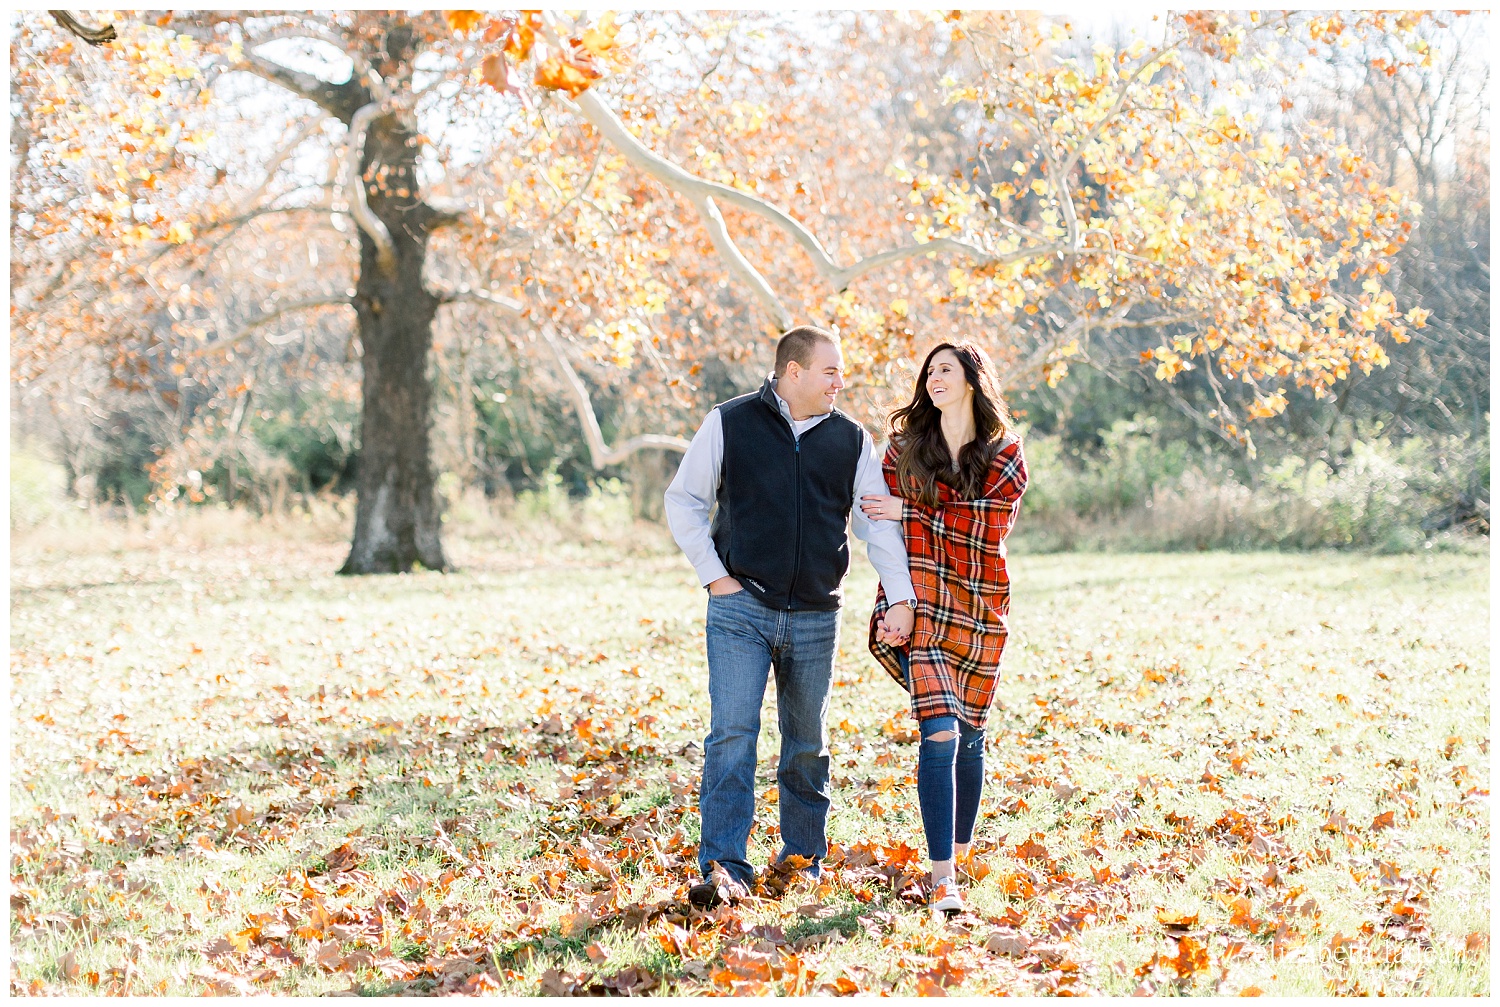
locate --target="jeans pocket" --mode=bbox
[706,589,746,623]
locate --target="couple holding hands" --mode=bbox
[665,325,1028,916]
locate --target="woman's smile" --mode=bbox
[928,379,959,403]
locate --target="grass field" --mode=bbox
[9,511,1490,996]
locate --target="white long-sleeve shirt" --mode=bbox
[663,385,917,606]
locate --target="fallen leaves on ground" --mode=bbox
[7,540,1489,996]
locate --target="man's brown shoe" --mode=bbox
[689,874,749,909]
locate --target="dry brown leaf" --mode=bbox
[880,716,919,744]
[984,929,1031,956]
[480,53,516,94]
[481,16,513,44]
[722,945,772,981]
[1271,922,1305,958]
[915,973,948,996]
[533,54,601,98]
[558,911,593,937]
[959,858,990,883]
[600,966,660,996]
[1014,837,1049,862]
[323,842,361,873]
[821,975,861,995]
[1157,908,1199,931]
[538,967,592,996]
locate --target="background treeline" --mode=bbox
[1016,15,1490,553]
[10,12,1488,553]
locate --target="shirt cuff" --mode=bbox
[695,557,731,587]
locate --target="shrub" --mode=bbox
[1012,420,1488,554]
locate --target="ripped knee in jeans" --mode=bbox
[919,716,959,750]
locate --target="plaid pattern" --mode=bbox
[868,433,1027,728]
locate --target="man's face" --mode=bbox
[782,340,845,418]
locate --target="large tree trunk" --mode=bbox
[339,110,446,574]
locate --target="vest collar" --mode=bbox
[757,375,781,413]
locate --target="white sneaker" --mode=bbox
[929,876,963,914]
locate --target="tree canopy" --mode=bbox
[12,9,1475,564]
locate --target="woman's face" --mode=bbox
[925,349,973,413]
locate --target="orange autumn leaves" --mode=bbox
[924,12,1426,443]
[20,8,1444,472]
[457,9,1429,444]
[10,547,1490,996]
[446,9,624,98]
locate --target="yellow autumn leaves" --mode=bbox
[915,17,1422,428]
[441,10,1425,439]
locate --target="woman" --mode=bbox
[862,342,1027,915]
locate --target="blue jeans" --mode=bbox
[900,652,986,863]
[698,589,840,886]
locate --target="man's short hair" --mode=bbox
[774,326,838,377]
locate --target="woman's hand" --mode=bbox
[860,494,903,521]
[875,601,913,646]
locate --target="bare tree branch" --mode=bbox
[448,285,690,467]
[345,101,397,276]
[48,10,115,45]
[1150,364,1257,452]
[1114,311,1207,330]
[240,116,329,212]
[997,301,1130,392]
[566,89,792,324]
[439,287,525,311]
[248,24,389,101]
[155,14,371,119]
[538,325,692,468]
[195,296,353,354]
[237,50,368,121]
[571,88,1055,295]
[692,193,792,328]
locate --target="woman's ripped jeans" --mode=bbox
[897,650,987,861]
[916,715,986,862]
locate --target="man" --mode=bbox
[664,325,917,909]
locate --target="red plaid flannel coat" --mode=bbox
[868,433,1027,728]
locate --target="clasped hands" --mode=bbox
[876,600,913,647]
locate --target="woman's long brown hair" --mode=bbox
[889,342,1011,506]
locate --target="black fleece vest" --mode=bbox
[710,378,863,611]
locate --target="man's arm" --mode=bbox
[663,409,732,587]
[850,428,917,606]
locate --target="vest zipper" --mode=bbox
[787,433,802,610]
